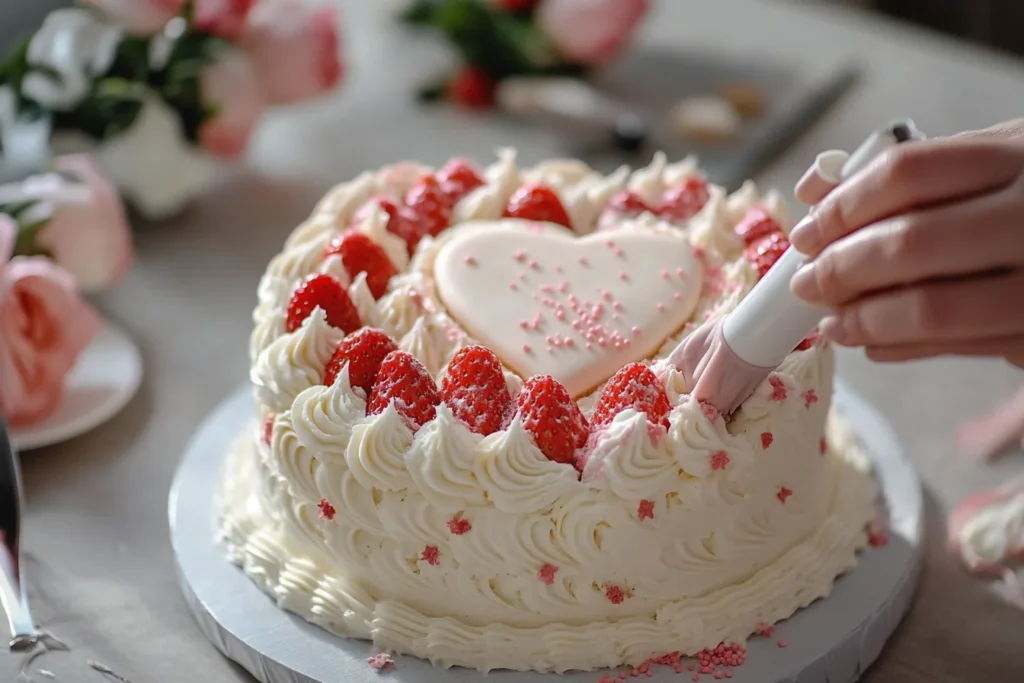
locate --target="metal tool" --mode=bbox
[0,417,41,651]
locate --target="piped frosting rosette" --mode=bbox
[220,150,878,673]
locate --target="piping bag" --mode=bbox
[666,118,925,415]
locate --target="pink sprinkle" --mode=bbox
[613,301,623,311]
[676,267,685,276]
[555,310,566,321]
[700,401,719,422]
[777,487,793,504]
[578,256,589,266]
[601,289,613,301]
[605,239,616,248]
[715,672,724,680]
[522,344,533,354]
[541,283,555,293]
[509,282,518,291]
[618,272,629,281]
[421,545,440,566]
[519,320,529,329]
[710,451,730,470]
[558,280,570,293]
[820,437,827,455]
[586,342,593,349]
[673,291,682,300]
[464,255,477,265]
[565,338,575,347]
[367,653,394,671]
[598,338,608,347]
[638,499,655,521]
[726,672,733,678]
[656,302,665,312]
[605,584,625,604]
[777,638,787,648]
[555,265,564,273]
[513,249,527,262]
[538,563,558,585]
[613,247,624,257]
[545,335,554,344]
[528,259,540,270]
[661,269,670,279]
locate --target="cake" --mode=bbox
[218,150,878,674]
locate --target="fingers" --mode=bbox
[954,386,1024,461]
[793,150,848,205]
[788,137,1024,256]
[790,189,1024,306]
[821,269,1024,347]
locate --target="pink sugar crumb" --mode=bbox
[803,389,819,408]
[619,272,629,281]
[509,282,518,291]
[613,247,624,257]
[777,487,793,504]
[631,326,641,336]
[556,265,564,273]
[464,255,477,266]
[565,338,576,348]
[700,401,719,423]
[761,432,774,449]
[604,584,626,604]
[529,259,540,270]
[367,653,394,671]
[421,545,440,565]
[318,498,336,520]
[540,283,555,293]
[518,320,529,329]
[586,342,593,350]
[613,301,623,311]
[710,451,730,471]
[777,638,787,648]
[768,376,788,401]
[758,623,775,637]
[868,518,889,547]
[820,437,827,455]
[538,563,559,585]
[514,249,527,261]
[661,269,670,279]
[676,267,685,277]
[522,344,533,354]
[674,291,682,300]
[578,256,589,265]
[638,499,655,521]
[558,280,570,293]
[605,238,616,247]
[447,516,472,535]
[656,302,666,312]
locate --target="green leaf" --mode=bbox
[432,0,534,78]
[58,76,146,141]
[11,216,53,259]
[0,200,38,221]
[400,0,441,24]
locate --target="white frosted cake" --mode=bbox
[218,150,878,674]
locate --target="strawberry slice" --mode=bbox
[358,196,422,256]
[324,230,397,300]
[368,350,441,429]
[286,273,361,333]
[323,327,398,393]
[440,345,512,436]
[504,184,572,229]
[735,206,783,245]
[744,232,790,279]
[606,190,653,218]
[447,66,496,109]
[655,176,709,222]
[591,362,672,431]
[437,158,485,204]
[405,174,453,239]
[515,375,589,463]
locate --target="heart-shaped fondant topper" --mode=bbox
[433,220,703,398]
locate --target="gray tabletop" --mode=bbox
[5,1,1024,682]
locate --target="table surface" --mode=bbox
[6,1,1024,682]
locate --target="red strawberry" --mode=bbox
[591,362,672,431]
[359,196,422,256]
[324,230,397,300]
[286,273,361,333]
[744,232,791,279]
[494,0,537,11]
[368,351,441,429]
[794,328,821,352]
[504,184,572,229]
[405,174,453,239]
[323,327,398,393]
[735,206,782,245]
[437,158,485,203]
[515,375,589,464]
[448,66,496,109]
[656,176,709,222]
[607,190,652,217]
[440,345,512,436]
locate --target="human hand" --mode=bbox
[787,119,1024,366]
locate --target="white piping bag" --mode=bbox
[667,119,925,415]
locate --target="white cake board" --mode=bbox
[170,381,924,683]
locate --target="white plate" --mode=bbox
[170,381,924,683]
[10,320,143,451]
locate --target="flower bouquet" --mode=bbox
[0,0,344,220]
[400,0,649,108]
[0,154,131,426]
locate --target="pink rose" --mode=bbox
[240,1,344,105]
[198,51,264,158]
[26,155,134,293]
[193,0,257,40]
[537,0,650,66]
[78,0,186,36]
[0,215,100,426]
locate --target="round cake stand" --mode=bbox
[170,381,924,683]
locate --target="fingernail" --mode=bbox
[790,263,823,303]
[819,315,843,343]
[788,215,820,253]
